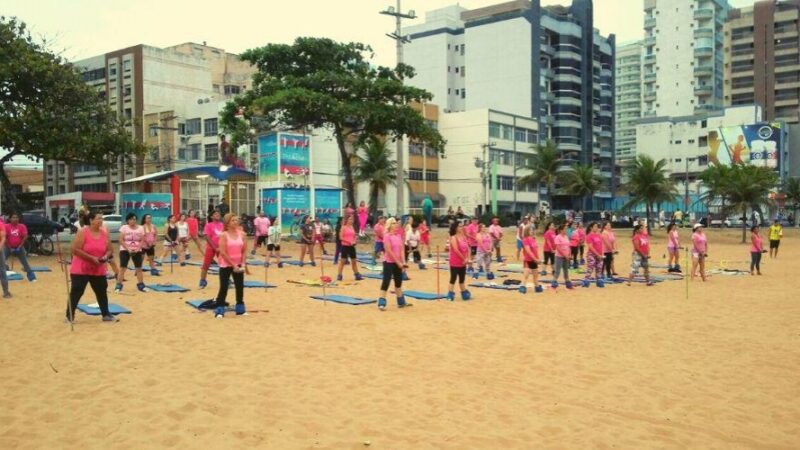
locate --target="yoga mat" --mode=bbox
[5,272,23,281]
[401,290,447,300]
[469,282,516,291]
[146,283,190,292]
[77,303,131,315]
[310,295,376,305]
[185,299,234,311]
[230,281,276,289]
[30,266,52,272]
[362,273,383,280]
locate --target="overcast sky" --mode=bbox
[6,0,756,66]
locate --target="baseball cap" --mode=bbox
[693,223,703,230]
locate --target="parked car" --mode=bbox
[21,212,64,235]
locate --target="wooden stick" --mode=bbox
[436,244,441,300]
[320,254,326,305]
[54,231,73,332]
[264,251,269,293]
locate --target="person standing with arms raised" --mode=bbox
[66,212,117,323]
[213,213,250,318]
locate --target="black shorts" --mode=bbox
[770,240,780,249]
[120,250,143,269]
[340,245,356,260]
[470,246,477,256]
[267,243,281,251]
[525,261,538,270]
[543,251,555,265]
[256,235,267,247]
[143,246,155,257]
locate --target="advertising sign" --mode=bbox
[279,134,310,182]
[708,123,781,169]
[260,189,279,222]
[280,188,310,236]
[120,193,173,228]
[314,189,341,225]
[258,134,279,182]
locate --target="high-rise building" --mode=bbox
[642,0,730,118]
[615,41,643,163]
[44,43,255,197]
[724,0,800,124]
[403,0,616,209]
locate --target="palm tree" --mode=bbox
[517,140,560,210]
[723,165,778,243]
[783,177,800,225]
[561,164,604,212]
[622,155,679,234]
[352,136,398,219]
[698,164,732,226]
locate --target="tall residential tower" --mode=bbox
[615,41,643,163]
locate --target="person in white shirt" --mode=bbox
[266,218,283,268]
[405,223,424,269]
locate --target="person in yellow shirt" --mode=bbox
[769,219,783,258]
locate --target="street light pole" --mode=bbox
[381,1,416,216]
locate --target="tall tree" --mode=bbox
[561,164,604,212]
[220,37,445,210]
[0,17,140,212]
[352,137,398,219]
[723,165,778,243]
[517,141,561,210]
[782,177,800,225]
[698,164,732,225]
[622,155,678,234]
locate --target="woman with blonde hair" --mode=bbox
[213,213,250,318]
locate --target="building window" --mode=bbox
[408,169,423,181]
[461,89,466,99]
[123,60,131,72]
[47,165,53,175]
[675,140,682,144]
[47,186,53,196]
[425,170,439,182]
[460,44,465,56]
[124,108,132,120]
[455,45,459,52]
[455,67,459,73]
[178,147,186,160]
[205,144,219,162]
[189,143,201,160]
[185,118,201,135]
[489,122,501,138]
[498,176,514,191]
[204,118,218,137]
[461,66,465,77]
[409,143,424,156]
[224,85,241,95]
[455,89,460,95]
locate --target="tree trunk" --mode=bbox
[646,202,652,235]
[741,206,748,244]
[369,184,379,222]
[333,125,356,211]
[0,164,22,215]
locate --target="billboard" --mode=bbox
[280,188,310,236]
[314,189,341,225]
[258,134,279,182]
[279,133,310,181]
[708,123,781,169]
[120,193,173,228]
[260,189,279,222]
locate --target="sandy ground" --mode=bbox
[0,226,797,449]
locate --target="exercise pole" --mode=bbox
[55,231,73,332]
[436,245,440,300]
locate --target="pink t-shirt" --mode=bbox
[477,234,492,253]
[219,231,244,268]
[449,236,469,268]
[633,234,650,256]
[384,233,404,264]
[70,228,108,276]
[341,226,356,246]
[522,236,539,262]
[143,225,158,249]
[571,228,585,247]
[204,221,224,248]
[750,234,763,253]
[119,224,144,253]
[602,231,616,253]
[5,223,27,249]
[554,234,571,258]
[374,223,385,243]
[586,232,603,256]
[543,229,556,252]
[668,230,679,249]
[465,223,479,247]
[692,232,707,254]
[488,224,503,241]
[254,216,271,236]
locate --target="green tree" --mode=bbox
[698,164,732,225]
[0,17,140,213]
[561,164,604,212]
[782,177,800,225]
[220,37,445,210]
[622,155,678,234]
[352,137,398,219]
[517,141,561,209]
[723,165,778,243]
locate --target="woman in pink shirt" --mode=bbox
[377,218,411,310]
[474,223,494,280]
[337,215,363,281]
[373,216,386,259]
[575,220,587,265]
[185,209,203,255]
[541,222,556,276]
[357,201,369,237]
[4,213,36,282]
[488,217,504,263]
[583,222,605,287]
[116,213,148,293]
[519,225,543,294]
[418,220,431,258]
[750,226,764,275]
[251,211,271,256]
[666,223,681,273]
[141,214,159,276]
[552,223,574,289]
[447,222,472,301]
[66,212,116,323]
[628,224,654,286]
[690,223,708,282]
[214,213,250,318]
[601,222,618,279]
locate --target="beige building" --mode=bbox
[724,1,800,124]
[44,43,255,197]
[615,41,643,164]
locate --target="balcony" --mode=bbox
[643,90,656,101]
[694,27,713,39]
[644,53,656,64]
[643,110,657,117]
[541,43,555,55]
[694,103,716,114]
[694,65,714,77]
[694,46,713,57]
[644,35,656,47]
[644,17,656,28]
[644,72,656,82]
[694,84,713,96]
[600,151,613,159]
[694,8,713,20]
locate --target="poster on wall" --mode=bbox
[258,134,279,182]
[279,134,310,183]
[708,123,781,169]
[120,193,173,228]
[260,189,279,222]
[281,188,310,236]
[314,189,342,226]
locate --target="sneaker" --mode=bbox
[582,279,591,288]
[114,282,123,293]
[597,279,605,288]
[518,286,528,294]
[180,261,186,267]
[418,263,426,270]
[3,292,11,299]
[235,303,247,316]
[102,314,118,322]
[27,272,37,282]
[310,261,317,267]
[397,296,412,308]
[299,262,304,267]
[250,250,256,256]
[214,306,225,319]
[487,272,495,280]
[185,253,191,260]
[355,273,364,281]
[337,274,343,282]
[565,281,574,290]
[551,281,559,289]
[402,272,410,281]
[472,272,479,280]
[534,285,544,293]
[447,291,455,301]
[199,279,208,289]
[136,283,149,293]
[377,297,387,311]
[150,268,160,276]
[461,290,472,301]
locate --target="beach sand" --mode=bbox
[0,226,797,449]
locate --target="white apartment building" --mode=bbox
[642,0,730,118]
[615,41,643,163]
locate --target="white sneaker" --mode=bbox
[215,313,224,319]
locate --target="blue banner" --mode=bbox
[260,189,279,223]
[258,134,279,182]
[281,189,310,236]
[314,189,341,226]
[279,134,310,182]
[120,193,173,228]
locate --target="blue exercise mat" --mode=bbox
[469,282,516,291]
[230,281,276,289]
[310,295,376,305]
[30,266,52,272]
[146,283,190,292]
[5,272,23,281]
[77,303,131,315]
[282,260,309,266]
[362,273,383,280]
[402,290,447,300]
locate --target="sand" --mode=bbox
[0,226,797,449]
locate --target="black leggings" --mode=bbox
[449,266,466,285]
[571,246,579,265]
[67,274,109,318]
[750,251,762,273]
[380,262,403,291]
[604,253,614,278]
[216,266,244,307]
[405,246,421,263]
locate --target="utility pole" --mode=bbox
[381,1,416,216]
